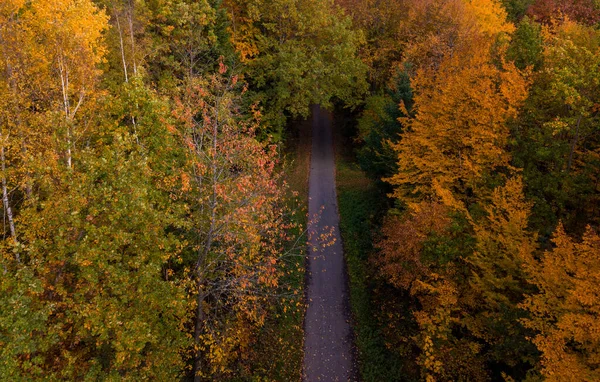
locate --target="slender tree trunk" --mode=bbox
[193,202,217,381]
[66,127,72,169]
[58,53,73,169]
[114,8,140,141]
[1,31,32,198]
[193,276,207,382]
[567,115,582,174]
[121,4,141,141]
[115,11,129,83]
[127,1,137,77]
[1,141,19,261]
[0,31,21,257]
[192,101,222,381]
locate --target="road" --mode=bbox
[303,105,355,381]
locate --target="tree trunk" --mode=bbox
[1,32,32,198]
[58,53,73,169]
[115,11,129,83]
[567,114,582,174]
[1,142,19,261]
[127,1,138,77]
[193,275,207,382]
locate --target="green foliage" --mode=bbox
[336,154,407,382]
[0,267,49,380]
[507,16,543,70]
[356,71,413,184]
[421,213,474,267]
[97,0,233,92]
[501,0,535,21]
[1,84,188,380]
[512,19,600,237]
[226,0,368,136]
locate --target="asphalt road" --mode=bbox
[303,105,355,381]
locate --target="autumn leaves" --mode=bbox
[2,0,599,380]
[0,0,363,379]
[172,71,294,378]
[343,0,600,380]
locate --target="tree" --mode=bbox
[0,78,189,381]
[376,3,544,380]
[467,177,540,377]
[26,0,108,168]
[522,224,600,381]
[172,64,297,380]
[222,0,367,134]
[507,16,544,70]
[356,70,413,184]
[527,0,600,26]
[388,39,529,211]
[471,177,537,312]
[376,201,451,291]
[376,201,488,381]
[97,0,232,90]
[0,0,108,254]
[1,2,194,378]
[0,0,26,248]
[512,19,600,236]
[335,0,408,88]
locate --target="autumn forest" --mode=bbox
[1,0,600,381]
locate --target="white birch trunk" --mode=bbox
[1,141,19,261]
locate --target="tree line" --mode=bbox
[339,0,600,380]
[0,0,364,380]
[3,0,600,380]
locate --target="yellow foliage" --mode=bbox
[388,41,529,208]
[387,0,527,209]
[463,0,515,36]
[0,0,25,16]
[400,0,514,73]
[26,0,108,95]
[412,273,469,381]
[471,176,538,310]
[522,224,600,381]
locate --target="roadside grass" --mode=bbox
[334,114,405,382]
[239,116,310,381]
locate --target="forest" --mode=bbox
[1,0,599,381]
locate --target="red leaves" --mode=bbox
[218,59,227,74]
[171,71,297,376]
[376,201,450,290]
[527,0,600,25]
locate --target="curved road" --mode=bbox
[303,105,355,381]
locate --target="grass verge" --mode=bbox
[334,113,404,382]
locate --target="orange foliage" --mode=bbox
[398,0,513,71]
[376,201,450,289]
[172,69,296,378]
[522,224,600,381]
[388,18,529,209]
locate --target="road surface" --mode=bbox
[303,105,355,381]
